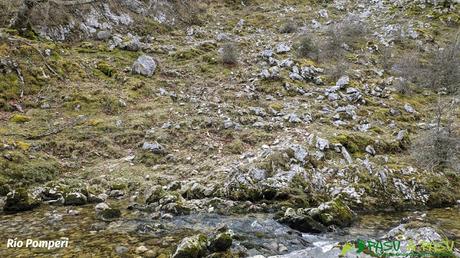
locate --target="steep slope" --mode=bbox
[0,0,459,257]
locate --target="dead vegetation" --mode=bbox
[320,15,368,60]
[411,97,460,172]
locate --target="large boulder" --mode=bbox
[132,55,157,77]
[278,208,327,233]
[172,234,208,258]
[3,189,40,213]
[307,199,356,227]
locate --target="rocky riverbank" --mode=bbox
[1,0,459,257]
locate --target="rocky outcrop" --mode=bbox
[277,199,355,233]
[6,0,197,41]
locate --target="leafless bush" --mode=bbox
[425,34,460,94]
[296,34,318,59]
[320,16,368,60]
[279,20,297,34]
[170,0,206,26]
[391,34,460,95]
[221,43,238,65]
[411,98,459,172]
[380,45,394,71]
[391,51,424,95]
[328,58,348,82]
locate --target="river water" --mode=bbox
[0,205,458,257]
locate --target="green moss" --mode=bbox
[0,98,14,111]
[333,133,403,154]
[0,73,20,99]
[315,199,355,227]
[96,61,115,77]
[0,151,60,186]
[258,151,291,174]
[209,232,232,252]
[269,102,284,112]
[173,234,208,258]
[226,183,263,202]
[134,17,172,35]
[99,95,122,115]
[201,53,218,65]
[172,47,205,61]
[136,152,165,167]
[110,182,127,191]
[333,134,364,153]
[258,80,283,94]
[10,114,31,123]
[425,174,459,208]
[240,130,272,145]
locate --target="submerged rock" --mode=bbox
[385,223,442,242]
[172,234,208,258]
[96,206,121,221]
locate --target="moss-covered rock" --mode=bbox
[208,232,233,252]
[3,188,40,213]
[172,234,208,258]
[64,192,87,205]
[308,199,356,227]
[277,208,327,233]
[145,185,167,204]
[424,172,460,208]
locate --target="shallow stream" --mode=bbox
[0,205,458,257]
